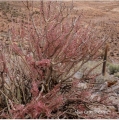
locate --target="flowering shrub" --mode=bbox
[8,1,106,93]
[1,1,118,119]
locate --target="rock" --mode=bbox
[78,82,88,89]
[73,71,83,79]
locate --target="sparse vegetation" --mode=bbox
[108,63,119,74]
[0,2,10,13]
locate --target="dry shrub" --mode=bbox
[1,1,118,119]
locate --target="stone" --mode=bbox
[73,71,83,79]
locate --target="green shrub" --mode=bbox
[114,72,119,78]
[108,64,119,74]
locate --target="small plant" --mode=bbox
[114,72,119,78]
[108,64,119,74]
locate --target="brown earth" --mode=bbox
[0,1,119,63]
[73,1,119,63]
